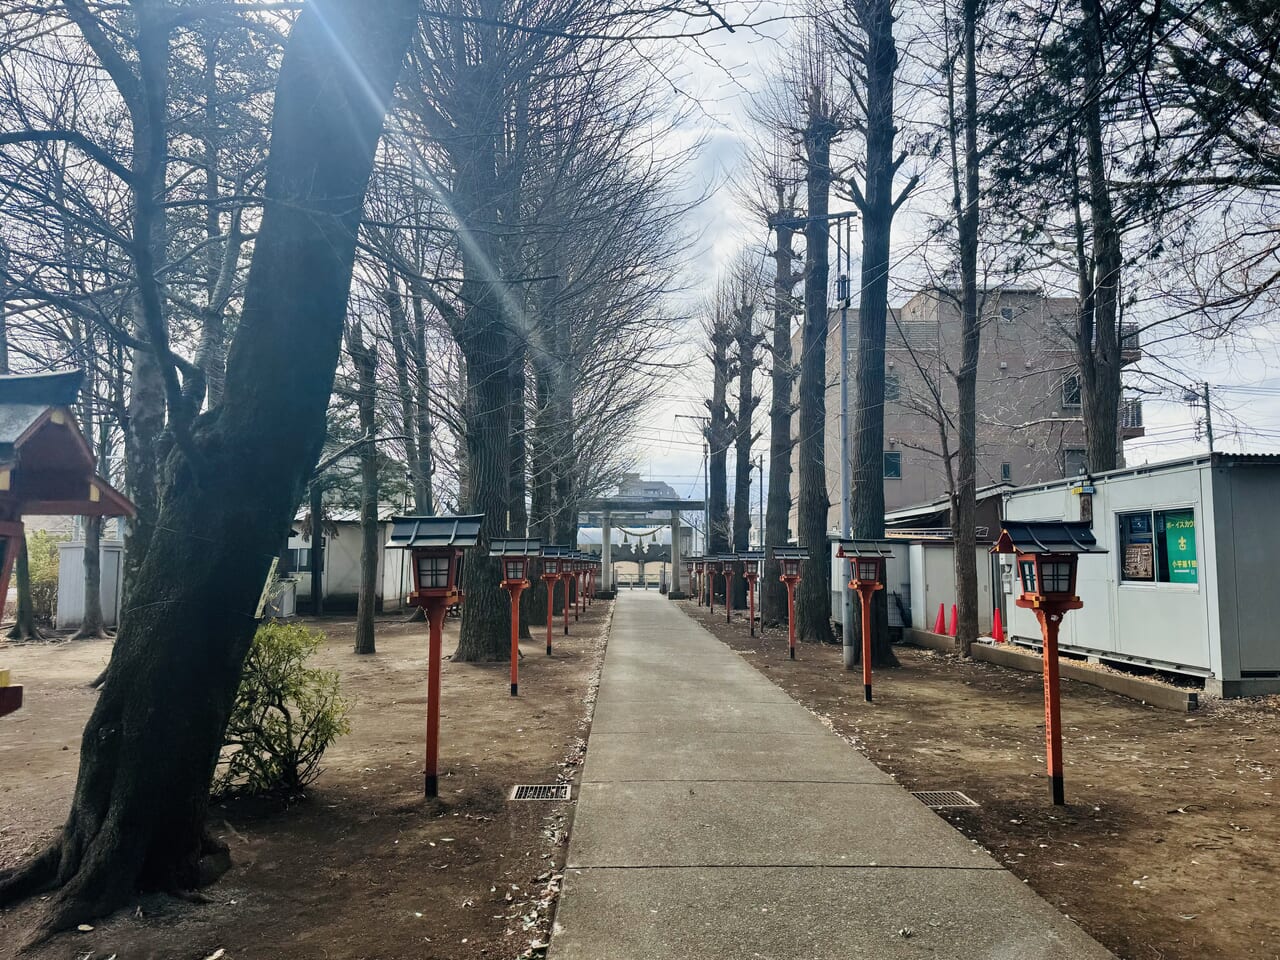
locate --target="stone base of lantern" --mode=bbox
[666,590,688,600]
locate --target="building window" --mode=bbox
[1000,462,1012,483]
[1061,374,1081,408]
[1063,448,1087,477]
[1001,306,1015,322]
[883,451,902,479]
[1118,509,1198,584]
[885,373,900,402]
[289,547,311,571]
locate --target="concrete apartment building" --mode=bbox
[790,287,1143,533]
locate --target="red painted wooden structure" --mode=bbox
[771,546,807,660]
[491,538,541,697]
[389,514,482,797]
[836,539,894,703]
[992,521,1103,806]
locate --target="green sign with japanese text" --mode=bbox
[1163,510,1198,584]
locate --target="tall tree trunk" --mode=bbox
[350,323,379,655]
[847,0,902,664]
[733,302,759,606]
[309,479,324,615]
[7,540,43,641]
[409,296,434,513]
[796,98,835,644]
[74,517,107,640]
[951,0,981,656]
[706,316,733,560]
[0,0,416,936]
[1077,0,1124,473]
[385,273,424,509]
[762,202,798,626]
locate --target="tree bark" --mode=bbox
[0,1,417,936]
[7,539,44,642]
[762,200,799,626]
[309,479,324,615]
[952,0,981,656]
[1077,0,1124,473]
[796,97,835,644]
[350,323,379,655]
[732,299,760,607]
[706,314,733,561]
[847,0,902,665]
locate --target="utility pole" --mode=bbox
[1203,382,1214,453]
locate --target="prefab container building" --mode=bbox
[1001,454,1280,697]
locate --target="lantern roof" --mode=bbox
[770,546,809,561]
[388,514,483,549]
[833,538,895,559]
[991,521,1103,555]
[718,553,739,563]
[739,549,765,561]
[542,544,572,558]
[489,538,542,558]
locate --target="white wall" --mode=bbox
[1003,461,1216,675]
[56,540,124,629]
[288,522,405,610]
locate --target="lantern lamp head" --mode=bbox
[771,546,808,580]
[836,540,893,589]
[740,550,764,579]
[389,514,483,606]
[490,538,542,587]
[991,521,1103,611]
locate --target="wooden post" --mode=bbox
[859,588,874,702]
[545,578,555,654]
[747,578,756,637]
[424,599,447,798]
[725,570,734,623]
[1038,609,1066,805]
[786,580,797,659]
[562,576,571,635]
[508,583,525,696]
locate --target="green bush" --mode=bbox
[214,621,350,799]
[26,530,64,624]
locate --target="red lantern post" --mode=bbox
[492,539,541,696]
[541,546,568,654]
[837,540,893,702]
[772,547,807,660]
[391,514,482,797]
[707,558,720,615]
[722,555,737,623]
[741,550,763,637]
[992,521,1102,806]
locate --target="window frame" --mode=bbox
[1117,507,1199,587]
[883,451,902,479]
[884,372,901,402]
[1061,374,1082,408]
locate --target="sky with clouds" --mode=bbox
[618,3,1280,520]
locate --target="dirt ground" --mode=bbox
[681,599,1280,960]
[0,597,610,960]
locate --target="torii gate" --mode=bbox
[578,496,705,599]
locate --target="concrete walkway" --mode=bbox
[548,589,1115,960]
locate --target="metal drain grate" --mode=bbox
[509,783,571,801]
[912,790,979,809]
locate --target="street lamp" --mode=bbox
[491,538,541,697]
[991,521,1103,806]
[389,514,483,797]
[771,546,808,660]
[740,549,764,637]
[836,539,894,702]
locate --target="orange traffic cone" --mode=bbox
[948,604,958,637]
[933,603,946,634]
[992,607,1005,643]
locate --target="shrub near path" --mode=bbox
[681,599,1280,960]
[0,601,610,960]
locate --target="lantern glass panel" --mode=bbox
[418,554,452,590]
[782,558,800,576]
[504,558,526,581]
[1018,558,1037,594]
[857,559,880,583]
[544,558,559,574]
[1040,559,1074,594]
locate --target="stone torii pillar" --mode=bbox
[668,508,686,599]
[600,509,613,595]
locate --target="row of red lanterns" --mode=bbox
[685,523,1101,807]
[387,516,600,798]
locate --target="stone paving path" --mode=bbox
[547,588,1115,960]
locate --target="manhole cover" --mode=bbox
[509,783,571,801]
[912,790,978,809]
